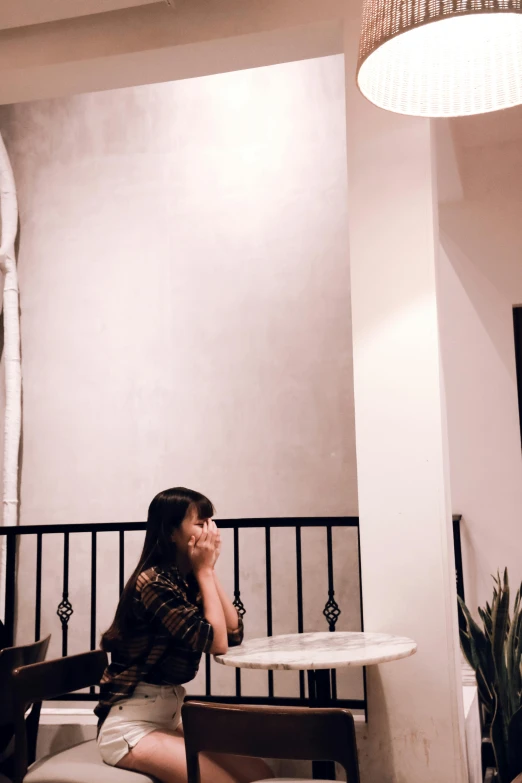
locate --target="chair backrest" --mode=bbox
[0,619,9,650]
[10,649,107,783]
[0,635,51,773]
[0,635,51,726]
[181,701,360,783]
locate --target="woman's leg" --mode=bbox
[204,751,275,783]
[116,730,238,783]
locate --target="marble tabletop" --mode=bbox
[214,631,417,671]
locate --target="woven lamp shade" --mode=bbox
[357,0,522,116]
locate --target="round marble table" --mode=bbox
[215,631,417,671]
[215,631,417,780]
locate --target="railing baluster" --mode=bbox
[5,531,16,647]
[119,530,125,595]
[232,526,243,697]
[57,532,73,657]
[35,533,42,641]
[295,525,305,699]
[323,525,339,699]
[453,515,465,601]
[235,665,241,697]
[265,526,273,698]
[323,525,340,631]
[205,654,211,697]
[90,531,97,651]
[357,520,367,721]
[90,531,97,694]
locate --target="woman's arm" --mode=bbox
[195,569,228,654]
[190,522,228,655]
[209,520,243,645]
[213,572,240,633]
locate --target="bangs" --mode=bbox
[193,495,215,520]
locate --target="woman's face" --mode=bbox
[171,505,211,556]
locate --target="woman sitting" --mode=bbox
[95,487,273,783]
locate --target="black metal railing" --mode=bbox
[453,514,464,601]
[0,517,365,711]
[1,514,465,714]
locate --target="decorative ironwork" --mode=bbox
[233,594,246,618]
[323,596,341,629]
[57,598,73,625]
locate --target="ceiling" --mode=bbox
[0,0,161,31]
[0,0,520,161]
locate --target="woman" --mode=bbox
[95,487,273,783]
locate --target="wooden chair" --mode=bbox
[182,701,361,783]
[0,636,51,774]
[9,650,155,783]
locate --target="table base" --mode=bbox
[307,669,336,780]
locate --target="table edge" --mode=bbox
[214,643,417,670]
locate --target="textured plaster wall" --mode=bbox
[0,55,362,702]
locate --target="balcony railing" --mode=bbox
[0,514,464,716]
[1,517,365,711]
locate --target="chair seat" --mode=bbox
[24,739,155,783]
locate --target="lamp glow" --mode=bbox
[357,3,522,117]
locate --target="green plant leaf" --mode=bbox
[461,568,522,781]
[458,596,495,715]
[506,587,522,716]
[508,704,522,779]
[491,574,510,729]
[480,606,494,640]
[491,690,510,783]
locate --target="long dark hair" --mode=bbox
[101,487,214,651]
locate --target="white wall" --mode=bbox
[342,19,467,783]
[0,55,363,703]
[0,56,356,524]
[436,120,522,612]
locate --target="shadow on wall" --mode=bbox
[441,202,522,379]
[438,193,522,612]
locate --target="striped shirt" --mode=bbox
[94,565,243,726]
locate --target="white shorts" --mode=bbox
[97,682,186,767]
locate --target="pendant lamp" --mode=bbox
[356,0,522,117]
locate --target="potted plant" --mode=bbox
[458,570,522,783]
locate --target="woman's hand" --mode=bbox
[210,519,221,566]
[188,521,218,574]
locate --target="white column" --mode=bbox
[344,18,468,783]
